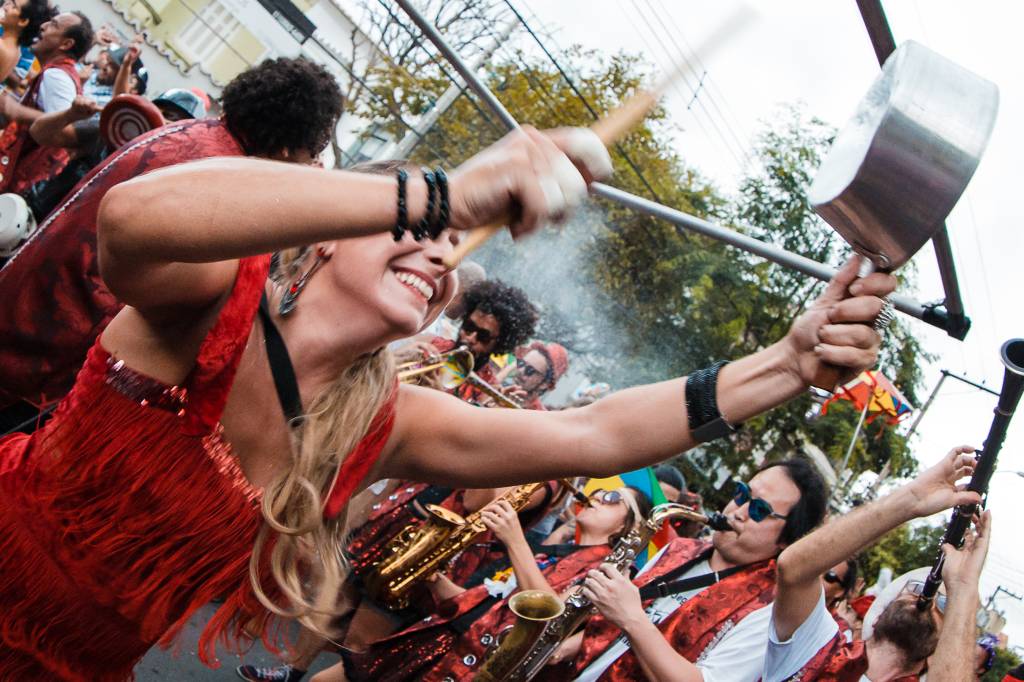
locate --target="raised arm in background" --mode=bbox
[772,446,980,642]
[927,511,991,682]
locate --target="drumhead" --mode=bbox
[100,94,166,150]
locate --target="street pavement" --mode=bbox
[135,604,334,680]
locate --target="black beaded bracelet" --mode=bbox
[415,169,436,241]
[684,361,740,443]
[393,168,409,241]
[432,168,450,239]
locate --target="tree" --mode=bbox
[984,648,1022,682]
[858,521,944,586]
[354,30,925,500]
[314,0,512,167]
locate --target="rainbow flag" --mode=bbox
[583,467,672,568]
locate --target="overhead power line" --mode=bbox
[501,0,666,205]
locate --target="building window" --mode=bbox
[178,1,240,64]
[346,125,390,165]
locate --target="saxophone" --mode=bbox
[365,481,566,610]
[474,503,731,682]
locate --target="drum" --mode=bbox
[99,94,165,151]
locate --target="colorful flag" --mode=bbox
[583,467,673,568]
[820,370,913,426]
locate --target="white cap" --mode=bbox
[862,566,934,640]
[0,193,36,257]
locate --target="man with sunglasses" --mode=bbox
[504,340,569,410]
[764,446,990,681]
[430,279,538,405]
[542,458,829,682]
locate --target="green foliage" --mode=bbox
[859,521,944,584]
[357,41,925,500]
[984,648,1022,682]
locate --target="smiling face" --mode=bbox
[31,12,78,61]
[712,466,801,566]
[320,229,458,344]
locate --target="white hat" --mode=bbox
[0,193,37,257]
[862,566,935,640]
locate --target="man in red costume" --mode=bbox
[544,457,829,682]
[0,57,344,428]
[0,11,91,194]
[764,446,988,682]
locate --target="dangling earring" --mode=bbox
[279,247,330,316]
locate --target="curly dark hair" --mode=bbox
[63,11,93,61]
[461,279,538,356]
[221,57,343,158]
[18,0,56,47]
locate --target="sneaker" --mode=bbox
[235,664,305,682]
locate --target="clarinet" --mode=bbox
[918,339,1024,608]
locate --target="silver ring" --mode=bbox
[873,298,895,332]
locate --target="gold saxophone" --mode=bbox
[364,480,577,611]
[473,503,732,682]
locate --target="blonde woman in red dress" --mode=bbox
[0,123,895,680]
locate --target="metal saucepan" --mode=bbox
[809,40,999,271]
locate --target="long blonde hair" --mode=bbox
[252,229,399,633]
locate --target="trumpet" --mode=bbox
[397,346,474,390]
[397,345,523,408]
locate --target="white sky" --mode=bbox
[521,0,1024,647]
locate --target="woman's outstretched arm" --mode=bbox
[97,127,605,312]
[384,258,896,487]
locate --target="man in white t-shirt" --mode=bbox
[763,446,990,682]
[0,11,91,193]
[547,457,830,682]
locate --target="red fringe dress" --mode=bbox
[0,255,396,680]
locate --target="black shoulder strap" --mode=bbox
[258,292,304,427]
[638,549,749,600]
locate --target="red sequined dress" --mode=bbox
[0,255,396,680]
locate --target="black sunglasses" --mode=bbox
[733,481,789,523]
[824,570,843,585]
[516,357,554,383]
[461,318,494,344]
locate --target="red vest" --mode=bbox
[0,58,82,194]
[342,543,611,682]
[556,537,776,682]
[0,119,244,408]
[790,635,919,682]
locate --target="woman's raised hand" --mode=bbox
[783,256,898,385]
[480,499,526,545]
[447,126,612,239]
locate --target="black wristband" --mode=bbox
[415,169,436,241]
[432,168,450,239]
[685,361,739,443]
[393,168,409,242]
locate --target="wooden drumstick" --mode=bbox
[442,8,756,269]
[441,91,658,269]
